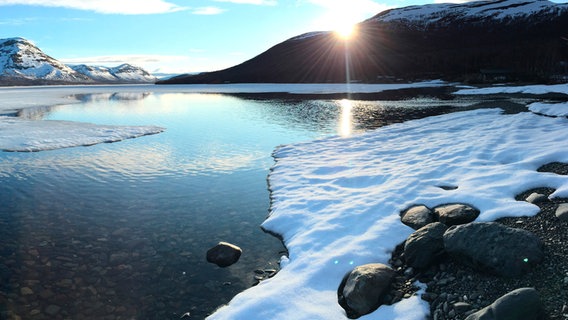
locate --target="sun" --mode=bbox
[335,22,357,40]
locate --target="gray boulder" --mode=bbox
[444,222,543,277]
[401,205,434,230]
[525,192,547,204]
[434,203,479,226]
[206,242,242,268]
[465,287,543,320]
[404,222,448,269]
[555,203,568,221]
[338,263,395,319]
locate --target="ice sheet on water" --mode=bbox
[454,83,568,96]
[0,116,164,152]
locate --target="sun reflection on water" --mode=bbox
[339,99,353,137]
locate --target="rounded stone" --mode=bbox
[555,203,568,221]
[338,263,395,319]
[434,203,479,226]
[404,222,448,269]
[443,222,543,277]
[465,288,543,320]
[206,242,242,268]
[20,287,34,295]
[400,205,434,230]
[525,192,547,204]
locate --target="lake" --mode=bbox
[0,86,509,319]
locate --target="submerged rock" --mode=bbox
[206,242,242,268]
[338,263,395,319]
[443,222,543,277]
[465,287,543,320]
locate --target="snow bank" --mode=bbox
[209,108,568,319]
[529,102,568,117]
[454,83,568,96]
[0,116,164,152]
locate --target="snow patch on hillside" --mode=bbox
[0,37,90,82]
[70,64,157,83]
[0,37,156,84]
[373,0,568,26]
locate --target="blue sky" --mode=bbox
[0,0,566,75]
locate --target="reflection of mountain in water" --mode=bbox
[15,92,152,120]
[74,92,152,103]
[17,105,58,120]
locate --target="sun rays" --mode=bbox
[335,22,357,40]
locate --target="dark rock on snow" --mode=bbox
[443,222,543,277]
[465,287,544,320]
[206,242,242,268]
[434,203,479,226]
[404,222,448,269]
[400,205,434,230]
[555,203,568,221]
[526,192,548,204]
[338,263,395,319]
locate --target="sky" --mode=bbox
[0,0,567,76]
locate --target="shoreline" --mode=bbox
[388,181,568,319]
[0,83,566,319]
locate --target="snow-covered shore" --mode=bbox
[208,83,568,320]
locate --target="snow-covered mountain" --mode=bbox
[0,37,92,84]
[70,64,157,83]
[372,0,567,28]
[160,0,568,84]
[0,37,157,85]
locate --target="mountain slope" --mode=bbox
[0,37,93,84]
[70,64,157,83]
[0,37,157,85]
[159,0,568,84]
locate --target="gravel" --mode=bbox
[387,162,568,320]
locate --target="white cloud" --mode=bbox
[213,0,277,5]
[0,0,186,14]
[192,6,225,15]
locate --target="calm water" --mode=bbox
[0,89,470,319]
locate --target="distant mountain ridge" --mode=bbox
[70,64,156,83]
[159,0,568,84]
[0,37,156,85]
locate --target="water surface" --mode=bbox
[0,88,475,319]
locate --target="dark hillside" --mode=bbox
[159,0,568,84]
